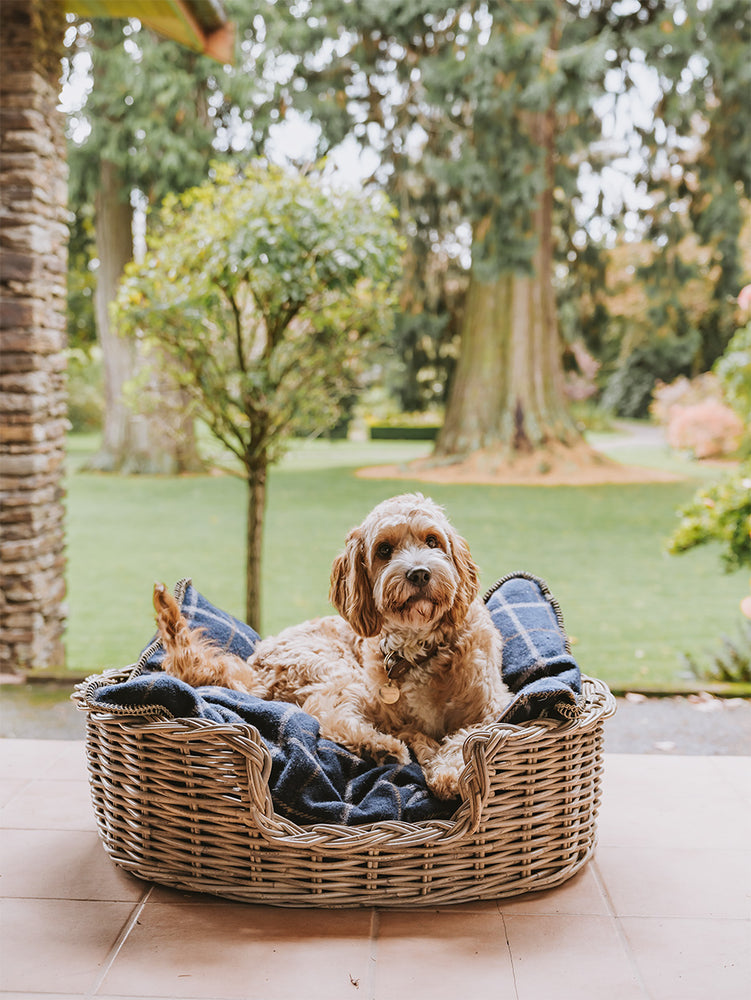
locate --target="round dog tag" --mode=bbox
[379,683,400,704]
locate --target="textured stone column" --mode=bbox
[1,0,68,673]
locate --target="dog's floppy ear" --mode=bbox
[329,529,382,637]
[446,529,479,627]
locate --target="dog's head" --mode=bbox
[329,493,479,637]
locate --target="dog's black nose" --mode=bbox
[406,566,431,588]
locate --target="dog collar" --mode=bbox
[379,642,437,704]
[381,640,436,677]
[379,648,406,704]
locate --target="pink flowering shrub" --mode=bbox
[652,372,744,459]
[650,373,722,425]
[665,398,744,459]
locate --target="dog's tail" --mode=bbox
[152,582,253,692]
[152,582,216,687]
[153,582,195,650]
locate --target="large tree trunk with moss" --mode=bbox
[436,109,581,461]
[87,158,137,471]
[87,159,201,473]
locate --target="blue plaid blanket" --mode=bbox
[90,573,581,826]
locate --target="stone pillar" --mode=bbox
[0,0,68,674]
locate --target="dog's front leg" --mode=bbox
[399,731,440,766]
[303,695,412,765]
[417,729,473,800]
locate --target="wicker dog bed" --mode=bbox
[74,648,615,906]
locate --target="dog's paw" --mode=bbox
[423,761,462,800]
[369,736,412,767]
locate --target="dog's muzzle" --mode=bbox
[406,566,431,588]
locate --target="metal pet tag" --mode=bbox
[379,683,400,704]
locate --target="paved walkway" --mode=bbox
[0,738,748,999]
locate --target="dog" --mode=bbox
[154,493,511,799]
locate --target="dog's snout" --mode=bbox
[406,566,431,588]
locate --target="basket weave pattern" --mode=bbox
[76,671,615,907]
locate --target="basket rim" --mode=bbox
[74,670,614,850]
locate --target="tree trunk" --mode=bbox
[245,458,268,629]
[436,109,581,460]
[87,157,136,471]
[87,159,202,473]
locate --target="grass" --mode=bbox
[63,431,747,691]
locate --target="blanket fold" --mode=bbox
[90,572,581,826]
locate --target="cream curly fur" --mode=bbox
[154,493,511,799]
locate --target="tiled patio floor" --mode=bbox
[0,738,748,999]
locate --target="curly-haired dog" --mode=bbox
[154,493,511,798]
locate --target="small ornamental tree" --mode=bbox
[116,162,403,626]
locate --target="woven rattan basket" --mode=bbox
[74,670,615,907]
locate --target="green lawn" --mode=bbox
[64,433,746,691]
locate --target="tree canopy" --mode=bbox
[66,1,751,470]
[63,9,259,471]
[241,0,751,442]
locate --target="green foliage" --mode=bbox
[688,1,751,303]
[65,15,257,206]
[601,334,699,418]
[64,3,751,433]
[267,1,616,272]
[249,1,621,414]
[66,348,104,432]
[66,203,96,352]
[389,312,457,411]
[249,1,751,415]
[715,322,751,424]
[620,0,751,370]
[116,161,403,469]
[681,619,751,684]
[63,9,263,353]
[667,462,751,572]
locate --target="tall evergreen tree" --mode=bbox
[251,0,751,465]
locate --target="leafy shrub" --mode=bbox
[667,461,751,572]
[666,398,744,459]
[568,399,614,433]
[650,372,722,424]
[681,618,751,683]
[714,321,751,425]
[66,348,103,432]
[600,335,698,418]
[652,372,744,459]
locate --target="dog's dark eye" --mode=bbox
[376,542,393,560]
[425,534,439,549]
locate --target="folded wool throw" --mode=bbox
[90,572,581,827]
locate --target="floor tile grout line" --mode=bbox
[590,858,652,1000]
[89,886,153,997]
[498,905,521,1000]
[366,908,379,1000]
